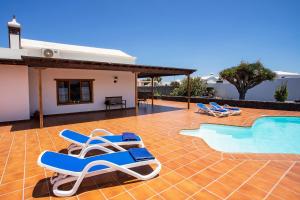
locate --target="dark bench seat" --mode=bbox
[105,96,126,110]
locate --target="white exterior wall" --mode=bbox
[9,34,20,49]
[210,78,300,101]
[0,65,30,122]
[0,47,27,59]
[29,68,135,115]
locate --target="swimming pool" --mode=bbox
[181,116,300,154]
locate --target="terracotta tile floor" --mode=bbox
[0,100,300,200]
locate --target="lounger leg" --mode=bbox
[67,143,78,151]
[118,160,161,181]
[50,159,161,197]
[68,146,83,155]
[52,175,85,197]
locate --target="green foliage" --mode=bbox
[154,90,162,96]
[205,87,215,97]
[170,81,180,88]
[154,77,162,83]
[219,61,276,100]
[143,77,162,85]
[170,77,207,96]
[274,82,288,102]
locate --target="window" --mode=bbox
[56,79,93,105]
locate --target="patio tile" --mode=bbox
[99,182,126,199]
[128,184,156,199]
[189,173,214,187]
[23,185,50,199]
[109,192,135,200]
[78,190,106,200]
[0,179,23,195]
[206,181,234,198]
[147,195,165,200]
[146,177,171,193]
[175,179,202,195]
[227,191,252,200]
[270,184,300,199]
[218,174,244,189]
[24,174,46,188]
[0,100,300,199]
[237,183,268,200]
[0,190,23,200]
[174,166,197,178]
[160,186,189,200]
[192,189,221,200]
[161,171,185,184]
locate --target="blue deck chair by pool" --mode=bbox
[38,147,161,197]
[209,102,241,115]
[196,103,229,117]
[59,129,144,156]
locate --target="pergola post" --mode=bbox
[38,68,44,128]
[135,72,139,111]
[187,74,191,109]
[151,76,154,107]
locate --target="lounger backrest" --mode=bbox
[196,103,209,111]
[210,102,222,110]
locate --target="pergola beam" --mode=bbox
[135,72,139,112]
[22,56,196,77]
[187,74,191,109]
[151,77,154,107]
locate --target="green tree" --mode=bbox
[274,82,288,102]
[170,81,180,88]
[219,61,276,100]
[154,77,162,84]
[143,77,162,85]
[171,77,207,96]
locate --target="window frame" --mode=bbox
[55,79,94,105]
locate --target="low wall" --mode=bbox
[138,86,174,96]
[156,96,300,111]
[209,78,300,101]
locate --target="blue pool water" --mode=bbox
[181,116,300,154]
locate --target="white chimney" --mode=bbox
[7,16,21,49]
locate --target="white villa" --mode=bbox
[0,17,195,127]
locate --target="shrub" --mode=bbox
[171,77,207,96]
[274,82,288,102]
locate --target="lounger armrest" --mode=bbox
[89,129,114,137]
[78,145,115,158]
[84,136,126,151]
[83,158,161,180]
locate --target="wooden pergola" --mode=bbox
[18,56,196,128]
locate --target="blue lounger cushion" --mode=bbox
[40,150,151,173]
[210,107,228,112]
[61,130,141,145]
[122,132,138,141]
[129,148,155,161]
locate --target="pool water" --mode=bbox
[181,116,300,154]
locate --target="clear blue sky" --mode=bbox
[0,0,299,81]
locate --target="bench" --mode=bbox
[138,92,152,106]
[105,96,126,110]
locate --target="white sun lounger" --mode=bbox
[59,129,144,155]
[37,147,161,197]
[196,103,229,117]
[210,102,242,115]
